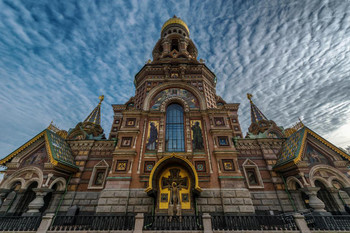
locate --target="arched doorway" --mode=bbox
[315,180,340,215]
[146,154,201,215]
[157,166,192,214]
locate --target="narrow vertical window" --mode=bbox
[165,104,185,152]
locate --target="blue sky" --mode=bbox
[1,0,350,157]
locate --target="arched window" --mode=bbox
[171,39,179,51]
[165,104,185,152]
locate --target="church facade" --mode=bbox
[1,16,350,231]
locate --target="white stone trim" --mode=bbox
[242,159,264,189]
[49,177,67,191]
[0,166,44,189]
[309,164,350,187]
[286,176,304,190]
[88,159,109,190]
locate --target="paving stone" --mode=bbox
[280,199,291,205]
[256,206,269,211]
[86,192,99,199]
[201,205,216,212]
[265,193,277,199]
[106,198,119,205]
[262,199,274,205]
[75,193,87,200]
[96,206,112,212]
[201,190,214,198]
[98,198,107,205]
[236,190,250,198]
[82,206,96,212]
[221,190,236,198]
[142,198,153,205]
[283,206,294,212]
[119,198,127,205]
[216,206,223,212]
[212,191,221,198]
[134,205,148,213]
[114,191,129,197]
[127,206,134,212]
[244,198,253,205]
[129,197,142,205]
[111,205,126,212]
[62,200,72,206]
[135,191,148,198]
[252,193,265,199]
[222,198,231,205]
[90,199,98,205]
[223,205,239,213]
[78,200,90,205]
[252,199,261,205]
[100,191,115,198]
[64,193,74,199]
[239,205,255,213]
[196,198,208,205]
[208,198,221,205]
[231,198,244,205]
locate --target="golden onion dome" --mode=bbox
[161,16,190,35]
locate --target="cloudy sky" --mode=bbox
[0,0,349,157]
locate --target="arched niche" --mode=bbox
[286,176,304,190]
[145,154,201,196]
[49,177,67,192]
[1,166,44,190]
[145,154,202,214]
[309,165,350,188]
[143,83,207,111]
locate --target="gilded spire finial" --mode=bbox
[98,95,104,105]
[298,117,304,127]
[84,96,103,125]
[247,93,253,103]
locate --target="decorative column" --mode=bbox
[26,188,53,214]
[133,213,144,233]
[203,213,213,233]
[293,213,311,233]
[301,187,326,213]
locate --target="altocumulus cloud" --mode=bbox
[0,0,349,157]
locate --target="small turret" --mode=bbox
[246,94,285,139]
[84,95,104,125]
[67,96,106,140]
[152,16,198,62]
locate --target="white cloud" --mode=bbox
[0,0,349,157]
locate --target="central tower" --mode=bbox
[101,16,252,215]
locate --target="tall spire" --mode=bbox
[247,93,268,124]
[84,95,104,125]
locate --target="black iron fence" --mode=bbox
[143,214,203,231]
[211,214,297,231]
[49,214,135,231]
[0,216,42,231]
[305,214,350,231]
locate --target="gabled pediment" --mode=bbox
[274,127,350,171]
[242,159,257,166]
[20,144,48,168]
[95,159,109,168]
[1,129,79,172]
